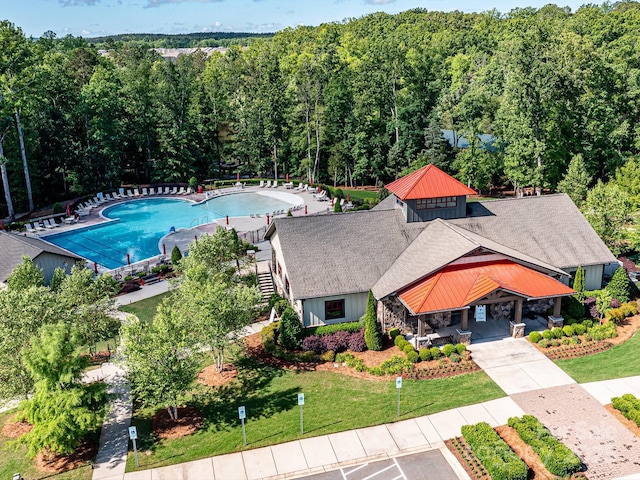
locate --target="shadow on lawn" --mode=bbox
[195,352,297,431]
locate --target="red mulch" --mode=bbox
[152,406,203,440]
[34,439,98,473]
[606,403,640,438]
[1,415,32,439]
[197,363,238,387]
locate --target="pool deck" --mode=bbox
[31,185,336,273]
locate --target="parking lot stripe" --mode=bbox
[361,463,397,480]
[343,463,369,476]
[393,457,408,480]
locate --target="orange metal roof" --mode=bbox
[399,259,575,315]
[385,164,477,200]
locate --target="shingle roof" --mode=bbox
[267,209,425,300]
[0,231,82,283]
[372,219,568,299]
[449,194,617,269]
[270,193,615,303]
[385,164,476,200]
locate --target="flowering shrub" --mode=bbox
[347,329,366,352]
[302,335,324,353]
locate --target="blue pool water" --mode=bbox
[45,194,294,269]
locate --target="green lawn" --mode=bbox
[344,189,378,202]
[555,331,640,383]
[0,410,94,480]
[125,354,504,471]
[119,292,169,324]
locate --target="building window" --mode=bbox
[285,277,290,294]
[325,299,345,320]
[277,262,282,278]
[416,196,457,210]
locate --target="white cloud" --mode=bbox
[364,0,397,4]
[145,0,223,6]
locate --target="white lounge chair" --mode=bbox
[284,182,294,189]
[273,180,279,188]
[176,186,186,195]
[132,188,139,196]
[142,188,148,196]
[126,189,134,197]
[104,193,114,202]
[43,219,56,229]
[314,190,328,201]
[119,188,126,197]
[25,223,37,234]
[149,187,155,195]
[265,180,272,188]
[259,180,265,188]
[296,183,304,190]
[170,187,178,194]
[250,213,255,218]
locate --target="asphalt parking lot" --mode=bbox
[298,449,460,480]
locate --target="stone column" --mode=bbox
[553,297,562,317]
[461,308,468,330]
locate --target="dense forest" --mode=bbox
[1,4,640,254]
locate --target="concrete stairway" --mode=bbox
[257,269,275,302]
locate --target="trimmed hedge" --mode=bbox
[461,422,528,480]
[307,321,362,337]
[529,331,542,343]
[508,415,582,477]
[442,343,456,357]
[612,393,640,427]
[388,327,401,339]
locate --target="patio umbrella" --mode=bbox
[94,262,98,274]
[237,172,240,181]
[66,204,71,217]
[286,173,289,182]
[127,253,131,265]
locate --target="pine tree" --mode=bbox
[333,199,342,213]
[171,245,183,265]
[558,154,592,207]
[573,265,585,303]
[607,267,630,303]
[279,307,302,350]
[364,290,383,351]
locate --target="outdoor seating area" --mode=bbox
[74,186,194,216]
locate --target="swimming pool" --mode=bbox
[45,193,297,269]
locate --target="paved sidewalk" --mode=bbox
[468,337,575,394]
[85,363,132,480]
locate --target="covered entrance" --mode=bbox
[395,259,575,345]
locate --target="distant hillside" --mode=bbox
[89,32,274,48]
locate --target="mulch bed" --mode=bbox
[605,403,640,438]
[197,363,238,387]
[242,333,480,381]
[1,415,32,439]
[34,439,98,473]
[446,437,490,480]
[152,406,203,440]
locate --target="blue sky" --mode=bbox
[6,0,583,39]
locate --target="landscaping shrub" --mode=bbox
[406,351,420,363]
[610,298,621,308]
[402,344,415,355]
[529,331,542,343]
[320,350,335,362]
[508,415,582,477]
[582,319,593,328]
[377,355,412,375]
[52,202,65,214]
[562,325,575,337]
[312,321,362,336]
[584,296,600,319]
[419,348,431,361]
[347,329,367,352]
[573,266,586,302]
[442,343,456,357]
[605,301,639,325]
[573,323,586,335]
[449,353,461,363]
[461,422,528,480]
[323,330,350,352]
[364,290,383,351]
[302,335,324,353]
[455,343,467,355]
[570,335,581,344]
[268,292,284,309]
[429,346,441,359]
[622,301,639,316]
[561,337,570,345]
[612,394,640,427]
[261,322,280,354]
[171,245,182,265]
[388,327,400,339]
[588,321,617,341]
[394,335,408,348]
[541,329,553,340]
[607,267,630,303]
[552,327,564,339]
[120,280,140,294]
[538,339,549,348]
[279,308,303,350]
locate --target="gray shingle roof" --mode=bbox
[268,209,424,300]
[449,194,617,269]
[270,193,616,302]
[0,232,82,283]
[372,219,569,299]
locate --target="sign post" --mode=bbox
[238,406,247,446]
[128,426,139,467]
[396,376,402,417]
[298,393,305,434]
